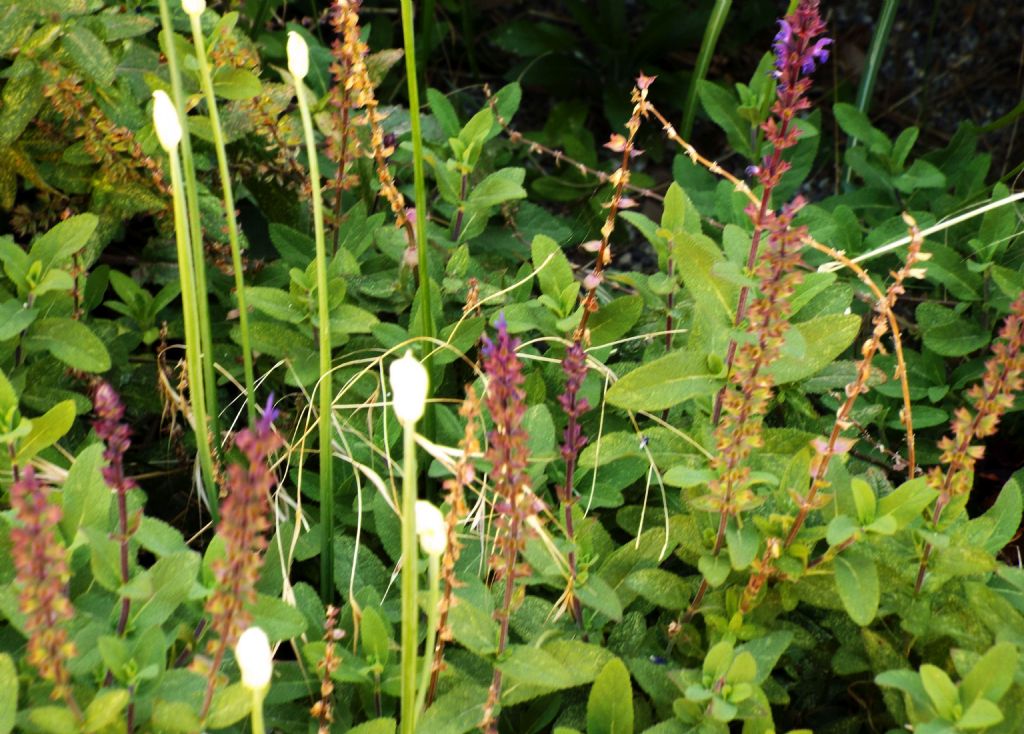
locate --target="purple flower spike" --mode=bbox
[257,394,279,434]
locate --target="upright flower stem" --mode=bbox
[415,552,440,716]
[156,0,219,517]
[399,0,436,355]
[400,423,419,734]
[188,11,256,424]
[166,128,218,521]
[293,63,335,603]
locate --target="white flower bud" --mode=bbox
[415,500,447,557]
[389,350,428,425]
[235,627,273,691]
[286,31,309,81]
[151,91,181,152]
[181,0,205,16]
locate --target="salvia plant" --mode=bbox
[0,0,1023,733]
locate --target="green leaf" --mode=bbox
[833,549,879,626]
[500,645,577,690]
[957,698,1004,729]
[0,654,15,734]
[250,594,307,641]
[448,594,499,655]
[205,683,251,728]
[27,707,78,734]
[769,314,860,384]
[624,568,692,610]
[0,65,43,146]
[834,103,891,155]
[212,67,262,99]
[467,168,527,209]
[606,349,719,411]
[346,720,398,734]
[0,300,36,340]
[587,658,633,734]
[893,159,946,193]
[961,642,1018,706]
[877,478,937,529]
[725,519,760,571]
[576,573,623,621]
[415,683,486,734]
[698,81,752,159]
[917,302,988,356]
[427,88,460,138]
[965,475,1022,555]
[698,554,731,588]
[84,689,130,733]
[247,286,307,324]
[124,551,201,629]
[61,443,110,538]
[920,664,959,720]
[661,183,701,236]
[23,317,111,372]
[16,399,75,463]
[588,295,643,347]
[30,213,98,270]
[736,631,793,684]
[672,231,736,325]
[360,605,392,666]
[62,23,115,85]
[918,242,983,301]
[879,669,933,711]
[150,701,202,733]
[532,234,575,307]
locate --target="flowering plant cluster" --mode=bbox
[0,0,1022,733]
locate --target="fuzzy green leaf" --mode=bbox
[833,549,879,626]
[587,658,633,734]
[606,349,720,411]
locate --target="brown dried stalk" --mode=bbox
[425,387,480,706]
[484,85,663,203]
[574,74,654,343]
[915,291,1024,593]
[311,605,345,733]
[785,215,928,549]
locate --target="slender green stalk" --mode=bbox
[854,0,899,118]
[157,0,220,515]
[294,70,335,603]
[681,0,732,138]
[399,0,436,353]
[189,13,256,424]
[400,425,419,734]
[167,144,217,520]
[249,689,266,734]
[845,0,899,182]
[415,552,440,716]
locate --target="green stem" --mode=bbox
[400,423,419,734]
[168,148,216,520]
[157,0,220,518]
[681,0,732,139]
[295,72,335,603]
[845,0,899,182]
[249,688,267,734]
[415,552,440,716]
[189,13,256,424]
[399,0,436,354]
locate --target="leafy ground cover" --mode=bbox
[1,1,1023,732]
